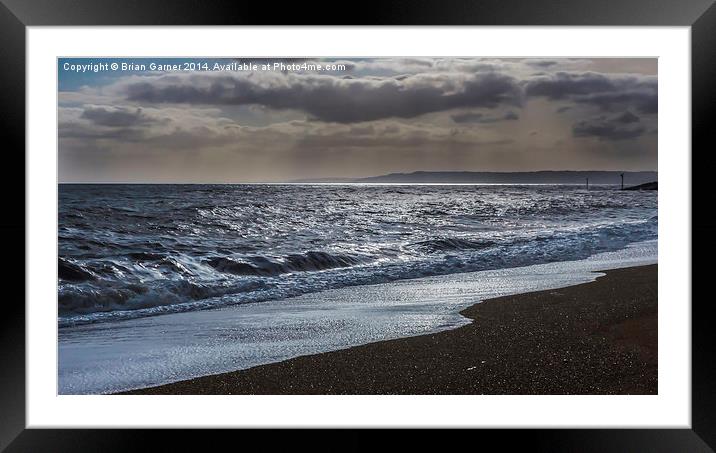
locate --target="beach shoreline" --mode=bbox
[124,264,657,395]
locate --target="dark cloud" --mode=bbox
[526,72,657,114]
[575,90,657,114]
[526,60,558,68]
[399,58,434,68]
[614,111,640,123]
[80,106,161,127]
[451,110,519,124]
[572,112,646,141]
[451,112,485,123]
[60,119,241,150]
[61,105,237,149]
[124,72,522,123]
[59,121,147,142]
[526,72,615,97]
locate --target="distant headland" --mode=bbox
[293,171,658,185]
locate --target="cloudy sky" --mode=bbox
[58,57,657,183]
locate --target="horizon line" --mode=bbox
[58,182,654,186]
[59,169,658,185]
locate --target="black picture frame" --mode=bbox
[2,0,714,451]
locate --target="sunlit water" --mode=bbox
[59,184,656,326]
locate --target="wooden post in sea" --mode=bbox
[586,177,589,190]
[620,173,624,190]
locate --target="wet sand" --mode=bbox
[125,265,657,395]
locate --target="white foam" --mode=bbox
[58,240,656,394]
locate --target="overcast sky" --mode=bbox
[58,57,657,183]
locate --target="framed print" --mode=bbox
[3,0,715,450]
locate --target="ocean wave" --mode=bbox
[206,251,367,276]
[410,238,495,252]
[58,218,657,326]
[58,258,96,282]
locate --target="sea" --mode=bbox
[58,184,658,393]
